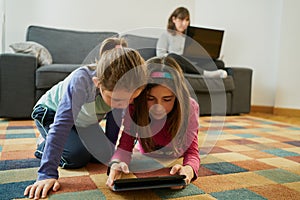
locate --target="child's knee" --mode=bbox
[61,147,91,169]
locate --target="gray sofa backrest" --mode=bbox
[121,34,158,60]
[26,25,118,64]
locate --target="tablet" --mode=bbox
[113,175,186,191]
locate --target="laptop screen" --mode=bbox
[184,26,224,60]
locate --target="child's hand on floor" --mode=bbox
[24,178,60,199]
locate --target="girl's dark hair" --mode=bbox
[167,7,190,35]
[132,55,190,153]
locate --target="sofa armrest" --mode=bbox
[230,67,253,114]
[0,53,37,118]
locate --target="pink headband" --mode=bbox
[150,72,173,79]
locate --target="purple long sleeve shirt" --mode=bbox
[36,66,111,180]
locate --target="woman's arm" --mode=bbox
[156,32,169,56]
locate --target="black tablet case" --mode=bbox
[113,175,186,191]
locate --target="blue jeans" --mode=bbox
[32,105,123,168]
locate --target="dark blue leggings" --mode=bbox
[32,105,123,169]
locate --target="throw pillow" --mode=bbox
[9,41,53,65]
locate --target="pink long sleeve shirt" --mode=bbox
[111,97,200,178]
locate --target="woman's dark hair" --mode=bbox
[167,7,190,35]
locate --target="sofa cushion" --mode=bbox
[36,64,81,89]
[9,41,53,65]
[184,74,235,93]
[26,25,118,64]
[121,34,158,60]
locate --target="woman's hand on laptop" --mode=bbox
[106,161,129,189]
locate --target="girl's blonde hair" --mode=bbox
[96,47,147,92]
[99,37,128,56]
[132,55,190,153]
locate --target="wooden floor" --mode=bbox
[244,112,300,126]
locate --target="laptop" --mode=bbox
[112,175,186,191]
[183,26,224,60]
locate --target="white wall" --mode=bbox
[4,0,194,49]
[274,0,300,109]
[2,0,299,110]
[194,0,300,110]
[195,0,282,108]
[0,0,5,52]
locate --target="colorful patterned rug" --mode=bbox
[0,116,300,200]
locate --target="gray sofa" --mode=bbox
[0,26,118,118]
[0,25,252,118]
[122,34,253,116]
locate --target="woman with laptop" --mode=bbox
[156,7,228,78]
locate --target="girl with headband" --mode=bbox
[106,55,200,189]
